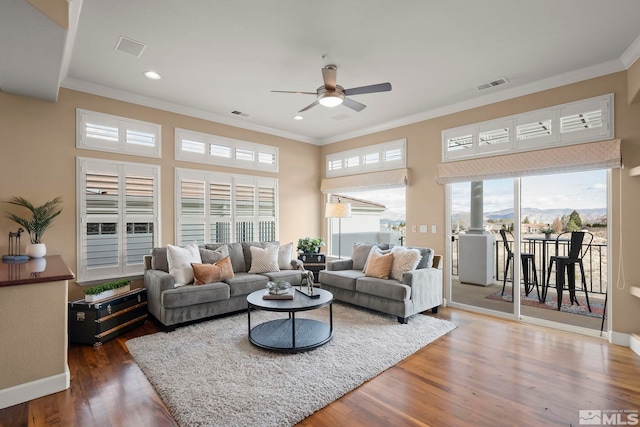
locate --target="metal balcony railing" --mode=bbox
[451,234,607,295]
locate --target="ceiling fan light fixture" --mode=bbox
[318,91,344,107]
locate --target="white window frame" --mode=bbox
[441,94,613,162]
[77,157,160,283]
[175,168,278,245]
[326,138,406,178]
[76,109,162,158]
[175,128,279,173]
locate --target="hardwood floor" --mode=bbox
[1,308,639,427]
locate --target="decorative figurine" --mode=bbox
[3,228,28,262]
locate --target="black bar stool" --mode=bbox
[500,229,540,301]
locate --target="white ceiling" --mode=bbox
[3,0,640,145]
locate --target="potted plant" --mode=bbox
[540,226,554,239]
[297,237,324,254]
[83,279,131,302]
[5,196,63,258]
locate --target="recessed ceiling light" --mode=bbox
[293,115,304,120]
[144,71,161,80]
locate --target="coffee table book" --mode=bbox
[262,288,295,300]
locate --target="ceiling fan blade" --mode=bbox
[299,100,319,113]
[343,97,366,112]
[322,65,337,91]
[344,82,392,96]
[271,90,317,95]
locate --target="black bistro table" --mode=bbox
[246,287,333,353]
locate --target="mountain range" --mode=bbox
[453,207,607,226]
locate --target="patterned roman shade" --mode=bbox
[435,139,621,184]
[321,168,409,193]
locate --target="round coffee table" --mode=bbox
[246,287,333,353]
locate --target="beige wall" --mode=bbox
[320,71,640,334]
[0,88,322,301]
[628,58,640,105]
[2,71,640,335]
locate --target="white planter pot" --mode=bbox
[85,284,131,303]
[26,243,46,258]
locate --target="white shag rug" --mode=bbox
[126,303,455,427]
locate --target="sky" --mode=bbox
[452,169,607,213]
[340,188,406,221]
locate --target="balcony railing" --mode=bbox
[451,234,607,295]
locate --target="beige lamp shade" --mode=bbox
[325,202,352,218]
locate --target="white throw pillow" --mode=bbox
[248,245,280,273]
[167,243,202,286]
[277,242,294,270]
[390,246,422,282]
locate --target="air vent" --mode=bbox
[115,36,147,57]
[231,110,250,117]
[476,77,509,91]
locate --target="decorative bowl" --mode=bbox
[266,281,291,295]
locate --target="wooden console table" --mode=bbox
[0,256,74,409]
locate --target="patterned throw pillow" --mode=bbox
[390,247,422,282]
[277,242,294,270]
[364,250,394,279]
[248,245,280,273]
[191,256,234,285]
[167,243,202,286]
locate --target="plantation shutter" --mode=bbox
[210,182,232,243]
[179,178,206,245]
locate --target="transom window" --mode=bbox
[326,139,406,178]
[442,94,613,161]
[175,128,278,172]
[76,109,161,158]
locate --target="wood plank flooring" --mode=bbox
[1,308,639,427]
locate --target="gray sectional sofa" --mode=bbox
[143,241,304,330]
[318,243,443,323]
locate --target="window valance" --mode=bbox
[435,139,621,184]
[321,168,409,193]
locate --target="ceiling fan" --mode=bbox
[272,64,392,113]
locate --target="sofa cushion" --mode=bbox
[191,256,234,285]
[364,250,393,279]
[224,272,269,297]
[277,242,294,270]
[351,243,375,271]
[248,245,280,273]
[199,245,229,264]
[161,282,230,309]
[408,246,435,269]
[206,242,246,272]
[356,277,411,302]
[150,247,169,273]
[167,243,202,286]
[390,246,422,281]
[362,246,392,272]
[318,269,364,291]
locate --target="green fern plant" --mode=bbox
[5,196,63,244]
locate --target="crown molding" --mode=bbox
[620,34,640,68]
[319,58,626,145]
[60,78,320,145]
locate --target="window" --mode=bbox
[77,158,160,282]
[175,128,278,172]
[175,168,277,245]
[442,94,613,161]
[76,109,161,158]
[326,139,406,178]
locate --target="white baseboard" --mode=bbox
[630,334,640,357]
[0,366,69,410]
[609,331,631,347]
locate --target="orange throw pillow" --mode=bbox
[364,250,394,279]
[191,256,234,285]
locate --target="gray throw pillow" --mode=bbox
[407,246,435,269]
[351,243,375,271]
[199,245,229,265]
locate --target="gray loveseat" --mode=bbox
[143,242,304,330]
[318,243,442,323]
